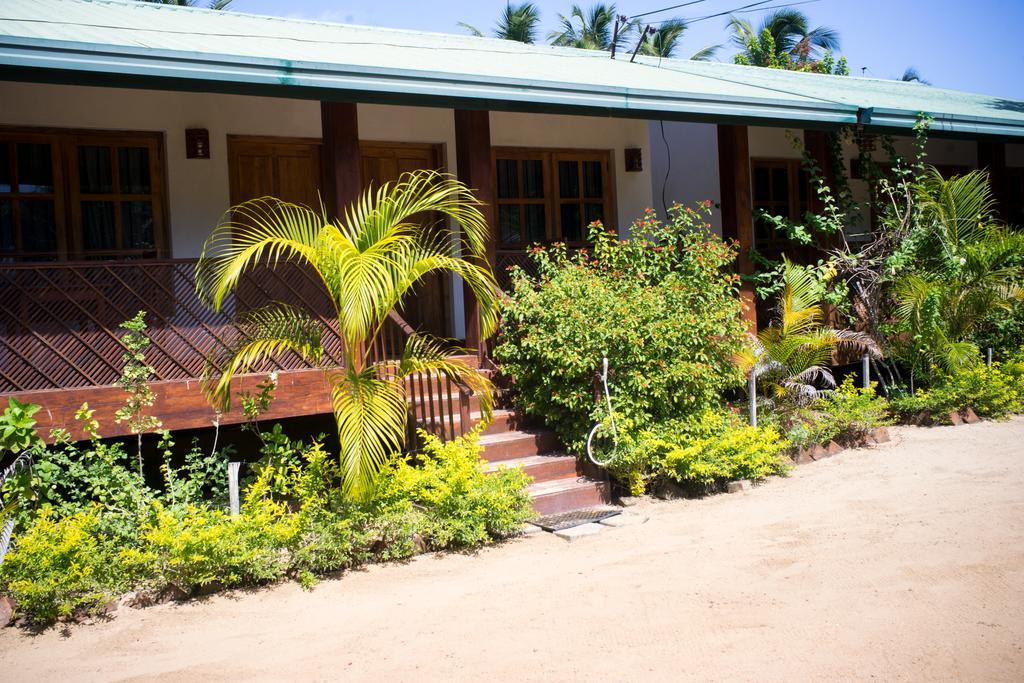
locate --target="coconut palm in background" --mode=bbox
[638,18,720,61]
[196,171,499,498]
[729,9,840,66]
[459,2,542,43]
[138,0,232,9]
[900,67,930,85]
[738,259,878,406]
[549,3,624,51]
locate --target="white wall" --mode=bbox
[490,111,652,236]
[748,127,804,159]
[1,83,658,339]
[0,81,322,258]
[648,121,722,234]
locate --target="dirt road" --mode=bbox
[3,419,1023,682]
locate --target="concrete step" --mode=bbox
[478,429,560,462]
[484,453,578,481]
[528,476,611,516]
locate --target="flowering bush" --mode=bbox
[495,203,749,451]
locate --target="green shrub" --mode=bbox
[0,397,42,457]
[1,426,533,624]
[0,508,132,624]
[606,410,789,494]
[2,431,155,542]
[374,429,533,549]
[791,378,893,447]
[891,363,1020,422]
[494,203,748,450]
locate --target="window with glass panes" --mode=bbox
[0,129,167,261]
[750,159,811,249]
[493,148,613,247]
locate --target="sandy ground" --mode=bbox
[2,419,1024,682]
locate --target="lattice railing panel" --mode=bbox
[0,260,347,393]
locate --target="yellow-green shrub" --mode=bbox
[663,423,790,487]
[608,410,790,495]
[891,363,1020,422]
[127,499,297,593]
[374,429,533,549]
[0,507,132,624]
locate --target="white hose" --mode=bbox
[586,356,619,467]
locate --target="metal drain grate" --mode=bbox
[532,507,621,532]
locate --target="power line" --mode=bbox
[631,0,712,20]
[647,0,823,26]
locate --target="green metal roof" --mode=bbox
[1,0,1023,138]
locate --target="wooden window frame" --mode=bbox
[492,147,616,248]
[750,157,811,249]
[0,126,169,262]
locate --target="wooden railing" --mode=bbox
[0,259,345,393]
[0,259,474,442]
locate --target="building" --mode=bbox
[2,0,1023,443]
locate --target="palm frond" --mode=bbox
[457,21,485,37]
[396,334,496,424]
[196,197,325,311]
[329,367,409,499]
[689,43,721,61]
[204,303,325,410]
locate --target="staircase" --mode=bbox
[412,356,611,516]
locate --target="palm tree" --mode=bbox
[738,259,878,405]
[196,171,499,498]
[458,3,542,43]
[900,67,930,85]
[138,0,232,9]
[549,3,625,51]
[893,168,1024,377]
[637,19,720,61]
[729,9,839,66]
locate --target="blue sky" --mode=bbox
[228,0,1024,100]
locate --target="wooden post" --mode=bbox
[454,109,497,355]
[320,101,362,217]
[717,124,757,331]
[977,140,1009,224]
[803,130,835,214]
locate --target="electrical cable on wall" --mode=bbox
[659,119,672,218]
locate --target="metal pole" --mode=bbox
[987,348,993,367]
[228,462,241,516]
[862,353,871,390]
[0,517,14,565]
[748,371,757,427]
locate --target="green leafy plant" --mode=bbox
[495,203,748,450]
[891,171,1024,381]
[113,311,162,475]
[374,429,533,549]
[603,410,790,495]
[738,259,878,408]
[0,397,43,456]
[196,170,497,498]
[789,377,893,447]
[891,364,1020,422]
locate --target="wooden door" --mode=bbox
[227,137,450,338]
[360,142,450,339]
[227,136,323,209]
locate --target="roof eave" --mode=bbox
[0,36,859,127]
